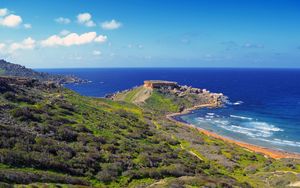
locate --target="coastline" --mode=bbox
[166,103,300,159]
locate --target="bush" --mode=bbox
[56,126,78,142]
[96,162,123,182]
[0,169,88,185]
[12,107,41,122]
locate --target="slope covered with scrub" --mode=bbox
[0,76,300,187]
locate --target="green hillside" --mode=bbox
[0,77,299,187]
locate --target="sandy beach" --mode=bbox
[166,104,300,159]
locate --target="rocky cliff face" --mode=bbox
[0,59,86,84]
[162,84,227,106]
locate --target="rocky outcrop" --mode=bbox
[153,82,227,106]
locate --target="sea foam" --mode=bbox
[258,138,300,148]
[230,115,253,120]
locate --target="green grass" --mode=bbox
[143,90,179,114]
[123,87,143,102]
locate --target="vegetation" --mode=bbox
[0,59,85,84]
[0,68,5,75]
[0,77,299,187]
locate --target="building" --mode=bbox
[144,80,178,89]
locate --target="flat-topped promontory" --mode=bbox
[144,80,178,88]
[109,80,227,111]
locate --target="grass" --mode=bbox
[143,90,179,114]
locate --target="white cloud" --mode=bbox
[9,37,36,51]
[0,14,22,27]
[77,13,95,27]
[94,35,107,43]
[0,8,8,17]
[59,29,70,36]
[55,17,71,24]
[41,32,107,47]
[101,19,122,30]
[93,50,101,56]
[24,23,32,29]
[77,13,91,23]
[0,43,6,50]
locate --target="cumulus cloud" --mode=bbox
[41,32,107,47]
[101,19,122,30]
[24,23,32,29]
[55,17,71,24]
[0,14,22,27]
[77,13,95,27]
[0,8,8,17]
[93,50,101,56]
[9,37,36,51]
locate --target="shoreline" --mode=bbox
[166,103,300,159]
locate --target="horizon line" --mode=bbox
[34,67,300,70]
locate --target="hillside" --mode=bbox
[0,77,300,187]
[110,81,226,115]
[0,59,85,84]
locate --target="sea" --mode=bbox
[39,68,300,153]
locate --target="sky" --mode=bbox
[0,0,300,68]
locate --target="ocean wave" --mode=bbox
[230,115,253,120]
[258,138,300,148]
[217,124,257,137]
[226,100,244,106]
[214,119,229,124]
[233,101,244,105]
[215,121,283,138]
[194,112,283,139]
[196,117,205,121]
[244,122,283,132]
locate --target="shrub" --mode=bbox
[96,162,123,182]
[12,107,41,122]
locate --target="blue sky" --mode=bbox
[0,0,300,68]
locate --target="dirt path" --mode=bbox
[132,87,152,104]
[289,181,300,187]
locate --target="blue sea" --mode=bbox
[40,68,300,153]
